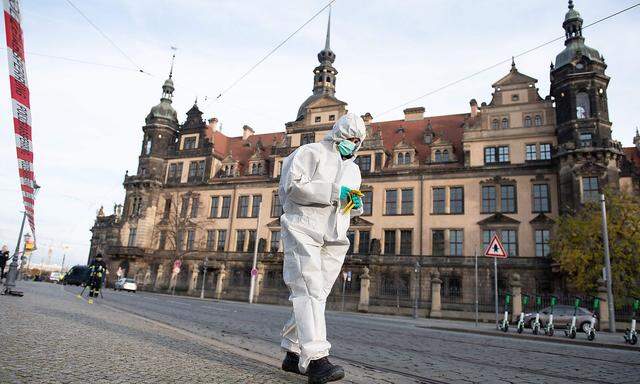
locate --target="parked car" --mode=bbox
[114,278,137,292]
[524,304,597,332]
[48,272,62,283]
[62,265,90,286]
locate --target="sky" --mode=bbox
[0,0,638,267]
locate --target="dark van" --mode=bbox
[62,265,90,286]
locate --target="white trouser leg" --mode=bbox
[281,227,348,372]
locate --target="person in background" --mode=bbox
[0,245,9,281]
[87,253,107,304]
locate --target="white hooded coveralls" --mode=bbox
[279,113,366,372]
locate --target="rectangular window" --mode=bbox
[188,161,198,182]
[362,191,373,216]
[384,230,396,255]
[385,190,398,215]
[180,196,189,218]
[582,177,599,202]
[535,229,551,257]
[525,144,537,161]
[432,187,446,214]
[579,132,592,147]
[196,160,205,179]
[400,230,412,255]
[159,230,167,250]
[375,152,383,171]
[498,146,510,163]
[186,230,195,251]
[251,195,262,218]
[237,196,249,218]
[500,229,518,256]
[314,116,321,123]
[329,114,335,121]
[401,189,414,214]
[271,193,283,217]
[450,187,464,214]
[127,227,137,247]
[206,230,216,250]
[270,231,281,252]
[183,136,197,149]
[236,230,246,252]
[210,196,220,218]
[247,230,256,252]
[167,163,183,183]
[301,133,315,145]
[449,229,463,256]
[532,184,550,213]
[432,230,445,256]
[217,230,227,251]
[190,197,199,218]
[540,143,551,160]
[220,196,231,218]
[347,231,355,254]
[163,198,172,219]
[484,147,496,164]
[482,186,496,213]
[355,155,371,173]
[177,230,185,251]
[482,230,494,252]
[501,185,517,213]
[358,231,370,254]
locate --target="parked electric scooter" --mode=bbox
[623,297,639,345]
[564,297,581,339]
[531,295,542,335]
[516,294,530,334]
[584,295,599,341]
[544,295,557,336]
[498,293,511,332]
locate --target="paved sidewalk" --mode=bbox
[0,283,301,384]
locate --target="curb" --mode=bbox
[423,325,640,352]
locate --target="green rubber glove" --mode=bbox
[339,186,351,201]
[352,195,362,209]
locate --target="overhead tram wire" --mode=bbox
[376,2,640,118]
[214,0,337,101]
[0,47,143,72]
[64,0,148,74]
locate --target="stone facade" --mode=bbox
[89,2,640,317]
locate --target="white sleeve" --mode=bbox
[283,147,339,206]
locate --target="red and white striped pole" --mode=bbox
[3,0,36,236]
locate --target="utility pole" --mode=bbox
[600,194,616,332]
[413,261,420,319]
[248,201,262,303]
[200,257,208,299]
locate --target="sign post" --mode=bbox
[484,234,508,328]
[474,249,478,327]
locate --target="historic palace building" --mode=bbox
[90,2,640,317]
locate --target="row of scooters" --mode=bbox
[495,294,639,345]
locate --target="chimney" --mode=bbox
[470,99,478,119]
[361,112,373,125]
[207,117,219,132]
[403,107,425,121]
[242,125,255,141]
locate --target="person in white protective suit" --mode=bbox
[278,113,366,383]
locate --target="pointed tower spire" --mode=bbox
[325,6,331,51]
[510,56,516,72]
[162,53,176,102]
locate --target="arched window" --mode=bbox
[257,163,263,174]
[325,76,331,82]
[576,92,590,119]
[534,115,542,126]
[501,118,509,129]
[434,150,442,162]
[442,149,449,161]
[524,116,532,127]
[405,152,411,164]
[491,119,499,129]
[397,152,404,165]
[145,139,152,155]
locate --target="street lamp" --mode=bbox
[413,261,420,319]
[3,182,40,296]
[200,256,208,299]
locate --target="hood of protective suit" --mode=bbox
[323,113,367,152]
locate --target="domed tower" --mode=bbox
[550,1,621,213]
[137,61,179,180]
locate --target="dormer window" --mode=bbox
[329,115,335,121]
[250,162,264,175]
[183,136,197,149]
[501,118,509,129]
[491,119,499,129]
[435,150,442,162]
[442,150,449,162]
[397,152,412,165]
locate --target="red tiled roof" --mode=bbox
[370,113,468,163]
[212,130,285,163]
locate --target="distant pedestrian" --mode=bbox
[87,254,107,304]
[0,245,9,281]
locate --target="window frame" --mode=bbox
[449,229,463,256]
[525,144,537,161]
[535,229,551,257]
[532,184,550,213]
[500,184,517,213]
[540,143,551,160]
[401,188,414,215]
[385,189,398,215]
[384,230,396,255]
[450,186,464,214]
[432,187,446,214]
[432,229,445,256]
[481,185,497,213]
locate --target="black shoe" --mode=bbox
[282,352,302,375]
[307,357,344,384]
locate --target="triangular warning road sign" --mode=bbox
[484,234,508,258]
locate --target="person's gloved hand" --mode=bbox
[339,186,352,201]
[352,195,362,209]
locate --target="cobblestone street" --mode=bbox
[2,282,639,383]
